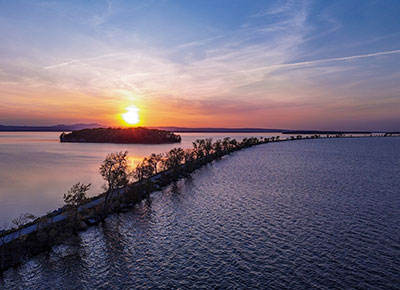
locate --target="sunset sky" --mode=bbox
[1,0,400,130]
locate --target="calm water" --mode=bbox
[0,132,281,224]
[1,137,399,289]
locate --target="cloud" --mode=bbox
[251,0,298,17]
[1,0,400,129]
[240,49,400,73]
[175,35,225,49]
[32,1,310,102]
[43,53,118,70]
[90,0,113,26]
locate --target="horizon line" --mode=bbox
[0,123,398,133]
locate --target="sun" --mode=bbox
[122,106,140,125]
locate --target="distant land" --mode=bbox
[152,127,284,133]
[0,124,397,134]
[282,130,400,134]
[0,123,103,132]
[282,130,374,134]
[60,127,181,144]
[0,124,283,133]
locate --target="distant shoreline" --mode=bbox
[0,123,102,132]
[1,124,398,134]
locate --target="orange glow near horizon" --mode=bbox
[121,106,140,126]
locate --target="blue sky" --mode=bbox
[0,0,399,130]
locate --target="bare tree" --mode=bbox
[63,182,90,226]
[0,222,9,233]
[99,151,130,220]
[147,153,163,174]
[213,139,223,157]
[222,137,231,153]
[12,213,36,239]
[183,149,195,163]
[192,139,205,159]
[163,148,185,170]
[204,138,213,156]
[133,159,154,181]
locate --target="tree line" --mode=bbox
[63,136,269,224]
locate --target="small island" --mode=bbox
[60,127,181,144]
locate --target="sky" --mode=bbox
[0,0,400,130]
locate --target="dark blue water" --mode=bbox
[2,138,400,289]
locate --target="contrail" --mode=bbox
[43,53,118,70]
[244,49,400,72]
[43,60,81,70]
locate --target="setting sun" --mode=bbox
[122,106,140,125]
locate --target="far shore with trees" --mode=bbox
[59,127,182,144]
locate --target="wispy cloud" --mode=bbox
[175,35,224,49]
[33,0,309,101]
[90,0,113,26]
[251,0,297,17]
[43,53,118,70]
[240,49,400,73]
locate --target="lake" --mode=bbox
[0,132,281,225]
[1,136,399,289]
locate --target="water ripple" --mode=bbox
[1,138,400,289]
